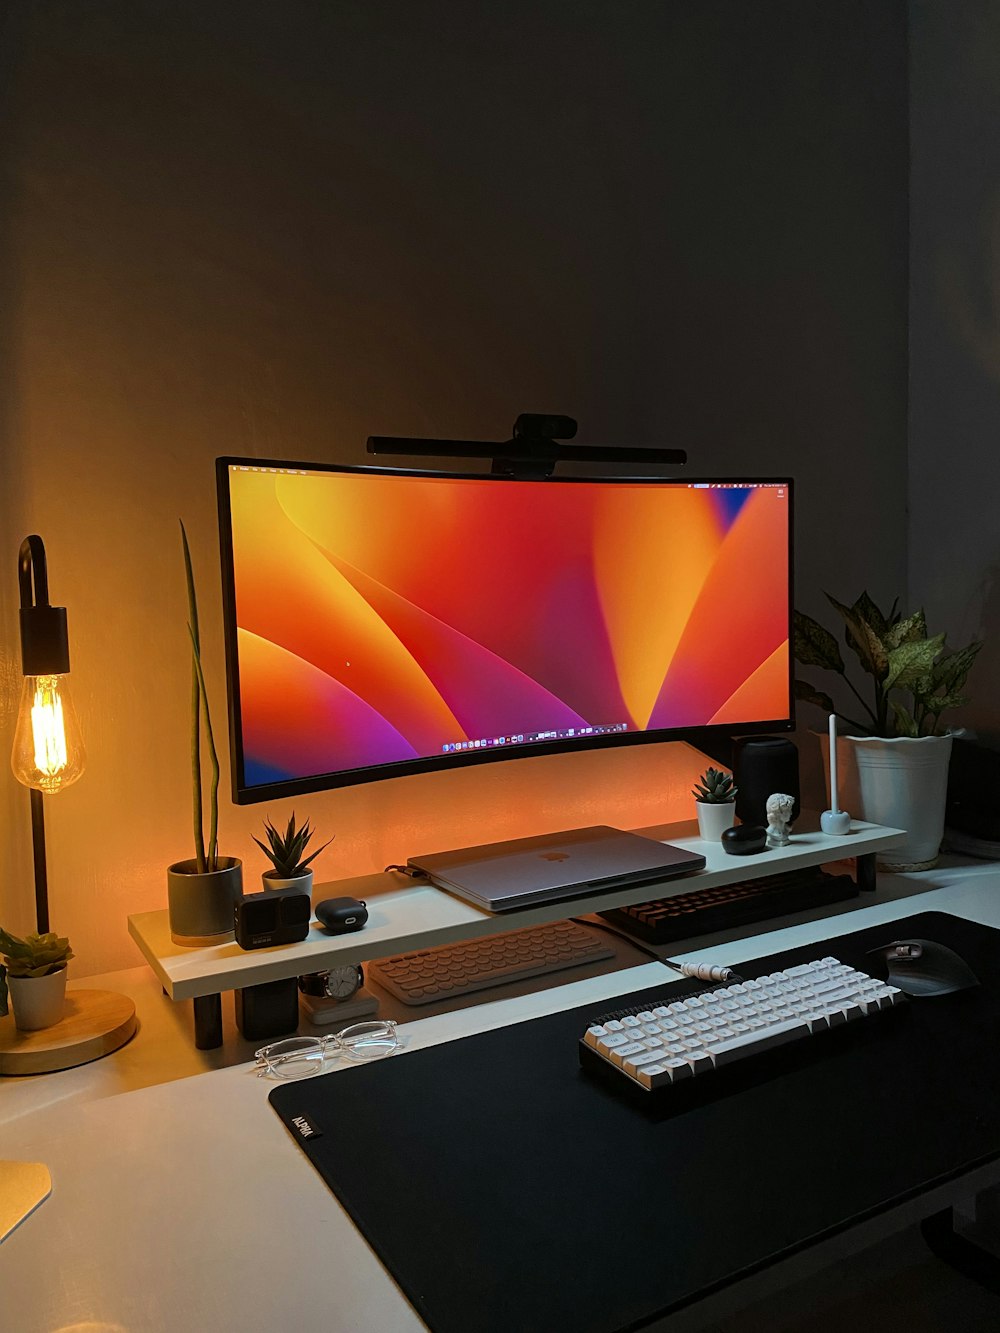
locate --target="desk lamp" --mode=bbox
[11,535,86,932]
[1,535,136,1079]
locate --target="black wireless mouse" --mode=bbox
[868,938,980,997]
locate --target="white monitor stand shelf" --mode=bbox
[128,815,906,1049]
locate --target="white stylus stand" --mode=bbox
[820,808,852,835]
[821,712,851,835]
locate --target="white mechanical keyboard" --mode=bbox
[582,956,905,1093]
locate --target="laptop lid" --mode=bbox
[407,825,705,911]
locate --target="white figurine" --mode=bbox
[765,792,795,848]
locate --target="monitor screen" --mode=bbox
[217,459,793,803]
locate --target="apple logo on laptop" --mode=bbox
[540,851,571,861]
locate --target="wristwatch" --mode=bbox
[298,964,364,1001]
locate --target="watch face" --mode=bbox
[326,965,363,1000]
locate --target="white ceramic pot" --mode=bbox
[9,967,68,1031]
[847,734,953,870]
[262,869,313,895]
[696,801,736,841]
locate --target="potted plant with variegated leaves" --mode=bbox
[795,591,982,868]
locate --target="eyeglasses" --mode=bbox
[254,1021,400,1079]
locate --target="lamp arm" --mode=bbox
[18,535,50,610]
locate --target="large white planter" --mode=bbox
[8,967,68,1031]
[846,734,953,870]
[695,801,736,842]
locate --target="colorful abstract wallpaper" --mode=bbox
[224,468,791,790]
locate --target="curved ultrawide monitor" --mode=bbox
[217,459,793,804]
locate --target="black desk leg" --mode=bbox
[193,993,223,1049]
[921,1207,1000,1295]
[856,852,877,893]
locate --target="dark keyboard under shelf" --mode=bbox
[600,865,859,944]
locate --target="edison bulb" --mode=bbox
[11,673,86,793]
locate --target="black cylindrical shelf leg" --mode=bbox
[856,852,877,893]
[193,993,223,1049]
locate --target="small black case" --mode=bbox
[235,888,311,950]
[315,896,368,933]
[721,824,768,855]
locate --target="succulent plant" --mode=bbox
[0,927,74,1016]
[692,767,737,804]
[254,813,333,879]
[795,592,982,737]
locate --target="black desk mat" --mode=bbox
[270,912,1000,1333]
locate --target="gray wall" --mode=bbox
[0,1,909,973]
[910,0,1000,738]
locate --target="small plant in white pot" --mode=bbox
[795,591,982,869]
[0,928,74,1031]
[692,767,738,841]
[254,813,333,893]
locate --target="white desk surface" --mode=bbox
[5,866,1000,1333]
[127,817,906,999]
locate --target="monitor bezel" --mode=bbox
[217,456,795,805]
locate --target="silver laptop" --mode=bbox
[407,825,705,912]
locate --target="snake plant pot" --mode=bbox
[167,857,243,946]
[261,868,313,896]
[696,801,736,841]
[8,967,67,1031]
[847,734,953,870]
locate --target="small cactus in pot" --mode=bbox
[254,812,333,891]
[0,927,74,1030]
[692,767,737,805]
[692,767,738,841]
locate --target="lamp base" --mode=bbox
[0,989,137,1076]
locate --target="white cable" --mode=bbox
[667,960,737,983]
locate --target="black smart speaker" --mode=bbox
[733,737,800,829]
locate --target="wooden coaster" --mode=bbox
[0,1161,51,1242]
[0,989,137,1076]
